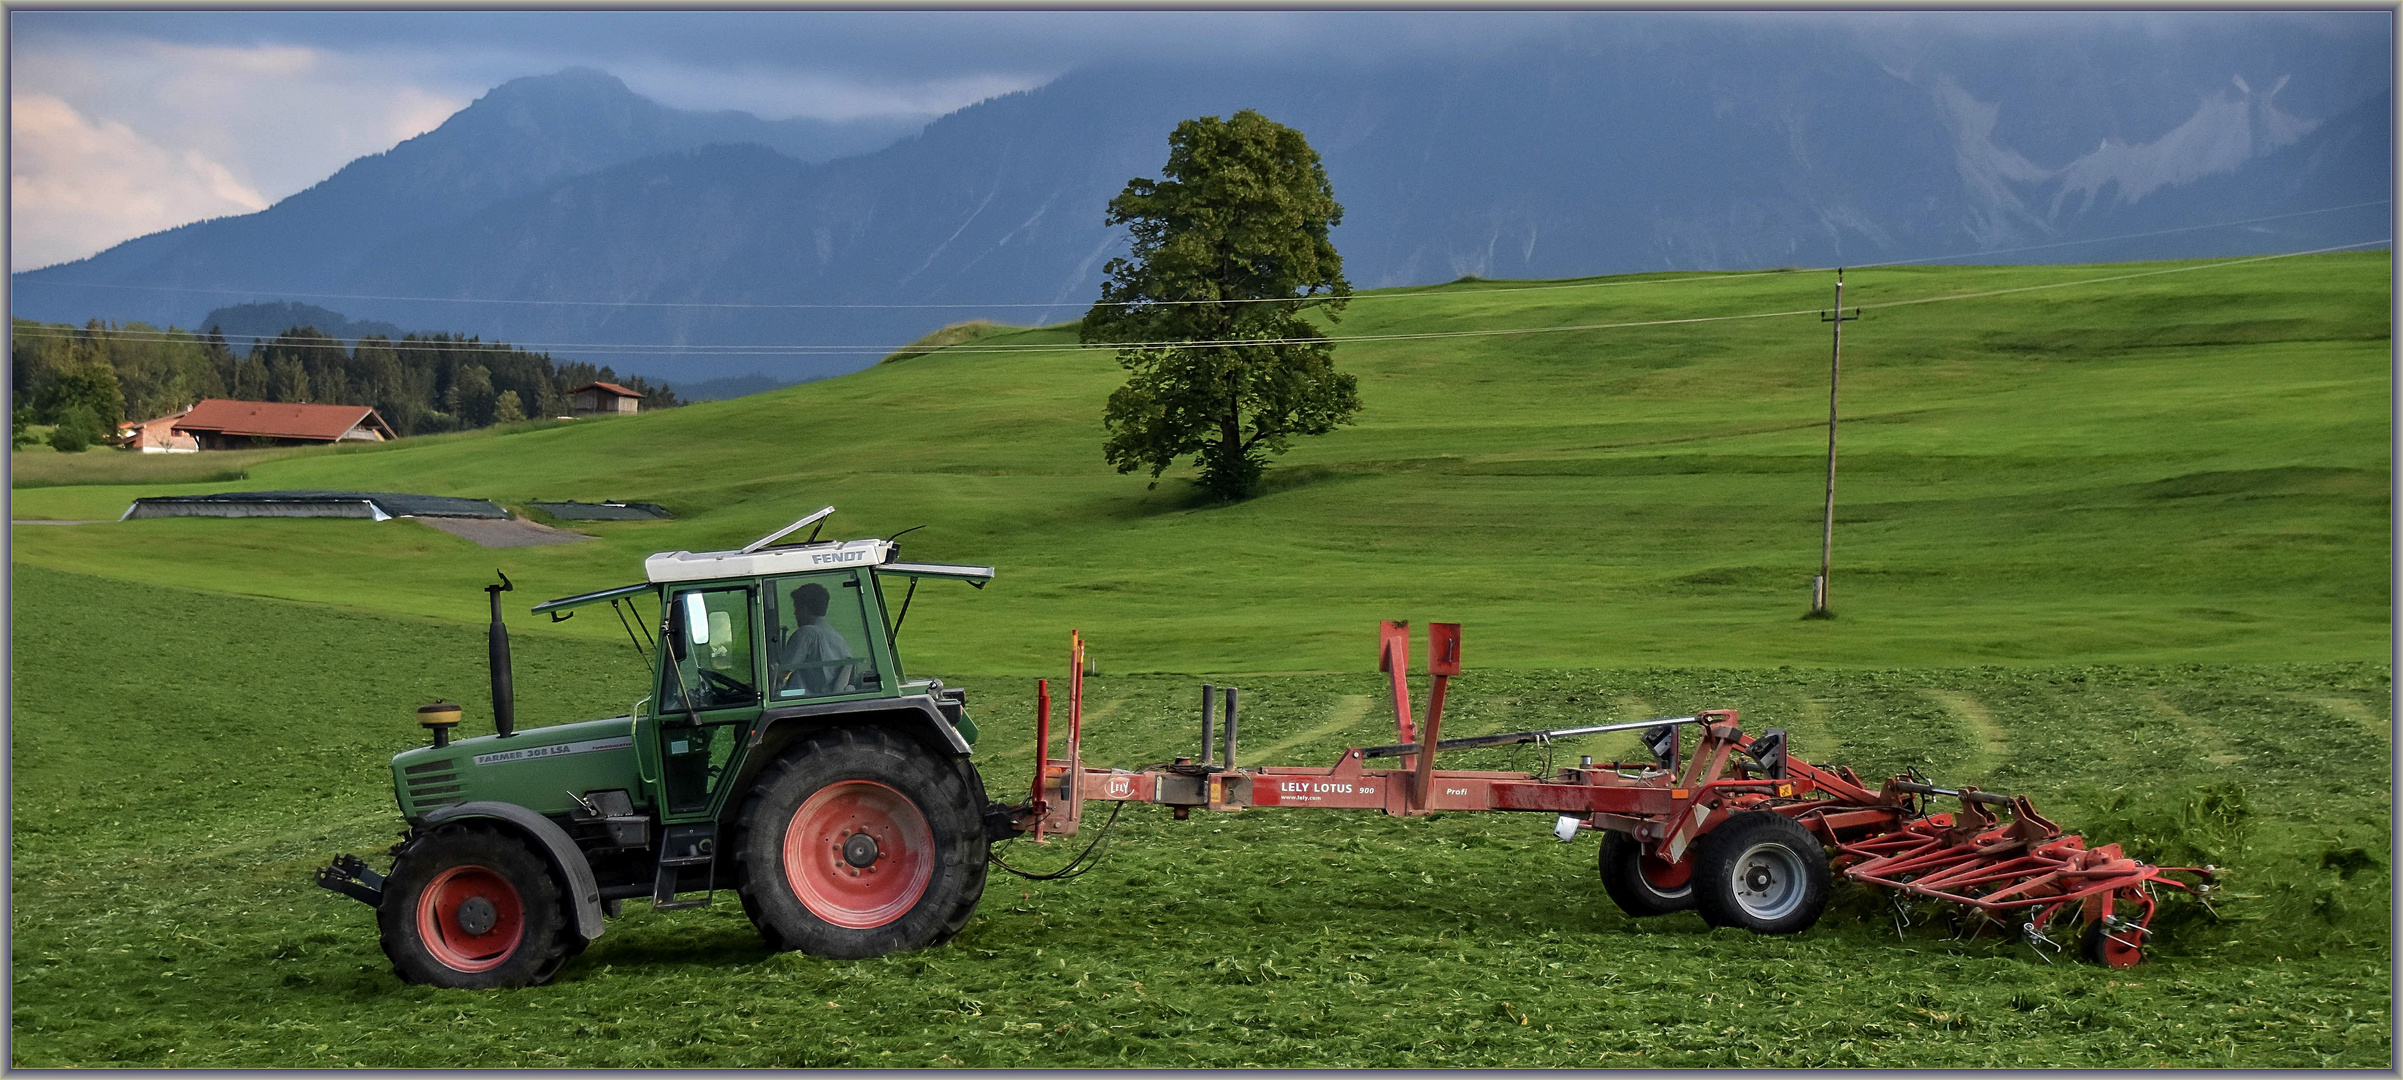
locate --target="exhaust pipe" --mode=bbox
[486,570,516,738]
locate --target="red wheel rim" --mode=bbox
[1641,850,1693,891]
[416,865,525,973]
[783,780,935,929]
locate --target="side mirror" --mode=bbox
[682,592,711,647]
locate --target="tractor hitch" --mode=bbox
[314,853,386,907]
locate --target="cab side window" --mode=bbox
[662,586,758,713]
[658,585,758,815]
[765,572,882,700]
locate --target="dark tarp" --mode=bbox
[526,500,673,521]
[122,490,509,521]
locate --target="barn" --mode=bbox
[168,399,397,450]
[567,382,643,415]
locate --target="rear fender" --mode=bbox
[724,697,972,818]
[421,801,606,941]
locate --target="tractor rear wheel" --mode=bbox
[378,823,576,988]
[734,727,988,959]
[1691,811,1830,935]
[1598,831,1696,916]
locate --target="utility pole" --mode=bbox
[1812,270,1860,617]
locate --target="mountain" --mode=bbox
[12,67,916,330]
[198,302,404,349]
[14,20,2389,384]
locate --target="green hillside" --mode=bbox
[12,252,2388,675]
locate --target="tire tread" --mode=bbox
[1689,811,1831,935]
[731,727,987,959]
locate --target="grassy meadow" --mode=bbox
[10,252,2391,673]
[10,253,2392,1066]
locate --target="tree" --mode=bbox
[39,359,123,435]
[447,363,494,426]
[1084,109,1359,501]
[268,355,311,403]
[47,403,104,452]
[491,389,525,424]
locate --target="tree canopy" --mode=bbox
[1083,110,1360,500]
[9,319,682,447]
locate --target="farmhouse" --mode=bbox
[168,399,397,449]
[119,407,201,453]
[568,381,643,415]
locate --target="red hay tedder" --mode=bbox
[1003,621,2216,967]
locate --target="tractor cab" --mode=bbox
[530,507,994,823]
[323,506,1004,989]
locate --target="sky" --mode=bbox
[8,9,2385,270]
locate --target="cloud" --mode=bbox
[10,93,269,268]
[612,63,1047,122]
[10,40,475,208]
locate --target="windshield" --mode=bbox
[765,571,883,699]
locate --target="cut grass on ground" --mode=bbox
[8,567,2389,1067]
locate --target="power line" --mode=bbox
[13,200,2385,314]
[10,239,2384,359]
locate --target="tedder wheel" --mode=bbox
[1598,830,1696,916]
[2081,919,2144,969]
[378,823,576,989]
[1691,811,1831,935]
[734,727,988,959]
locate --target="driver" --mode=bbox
[779,582,856,695]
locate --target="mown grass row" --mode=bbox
[10,567,2387,1067]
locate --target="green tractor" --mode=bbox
[317,507,1016,988]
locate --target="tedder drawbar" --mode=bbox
[317,506,2214,989]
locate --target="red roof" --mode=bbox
[120,405,195,431]
[571,381,643,399]
[171,399,396,442]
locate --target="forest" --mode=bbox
[9,319,681,450]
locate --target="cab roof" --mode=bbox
[531,507,995,614]
[644,537,895,583]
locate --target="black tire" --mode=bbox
[378,823,576,989]
[1691,811,1830,934]
[1598,831,1697,916]
[2081,919,2144,968]
[733,727,988,959]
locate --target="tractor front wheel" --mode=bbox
[1691,811,1830,935]
[1598,831,1696,916]
[378,823,576,988]
[734,727,988,959]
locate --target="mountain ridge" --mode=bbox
[14,22,2388,383]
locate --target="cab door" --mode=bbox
[649,583,765,821]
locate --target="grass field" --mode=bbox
[9,254,2392,1066]
[9,253,2390,674]
[8,566,2389,1067]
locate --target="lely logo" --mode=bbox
[1104,775,1135,799]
